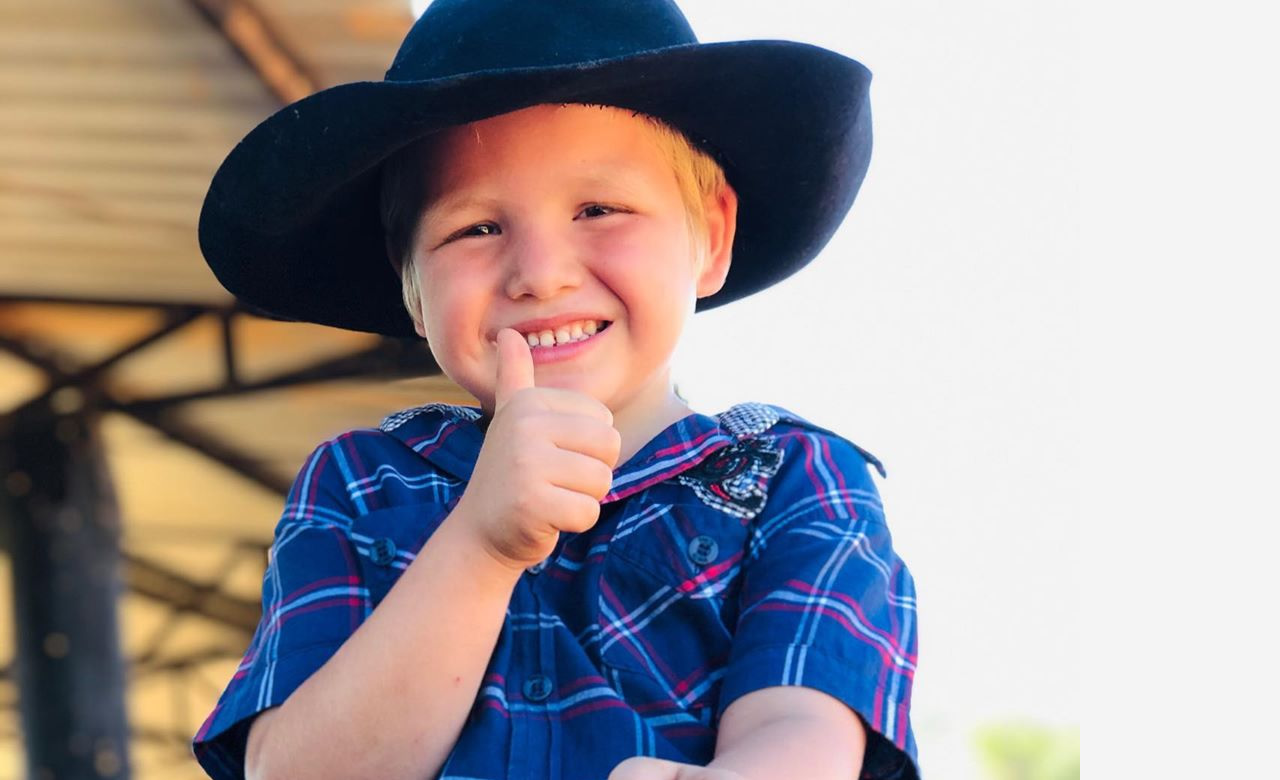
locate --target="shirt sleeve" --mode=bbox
[717,430,920,780]
[192,439,368,780]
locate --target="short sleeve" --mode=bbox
[718,431,919,780]
[192,440,368,780]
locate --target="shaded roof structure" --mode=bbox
[0,1,472,777]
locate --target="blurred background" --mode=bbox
[0,1,1077,779]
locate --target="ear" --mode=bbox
[408,286,428,339]
[694,182,739,298]
[402,255,430,339]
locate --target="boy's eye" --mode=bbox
[577,204,617,219]
[450,222,500,241]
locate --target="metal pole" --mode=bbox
[1,392,131,780]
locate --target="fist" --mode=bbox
[608,757,748,780]
[455,328,621,570]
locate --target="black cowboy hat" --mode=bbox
[198,0,873,338]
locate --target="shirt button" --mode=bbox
[526,559,547,575]
[370,537,397,567]
[687,535,719,566]
[522,674,553,702]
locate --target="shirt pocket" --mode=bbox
[594,501,752,714]
[349,503,450,609]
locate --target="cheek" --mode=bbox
[595,220,699,295]
[418,264,483,353]
[426,300,471,357]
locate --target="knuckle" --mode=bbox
[510,489,538,519]
[566,496,601,531]
[509,412,538,437]
[509,447,535,472]
[593,462,615,498]
[498,389,524,412]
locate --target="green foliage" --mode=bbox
[974,721,1079,780]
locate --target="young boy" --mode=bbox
[192,1,918,779]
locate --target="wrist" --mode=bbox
[440,497,534,580]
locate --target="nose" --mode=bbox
[501,223,582,300]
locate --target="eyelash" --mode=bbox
[578,204,617,219]
[443,204,622,244]
[457,223,499,239]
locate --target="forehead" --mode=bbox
[421,104,675,195]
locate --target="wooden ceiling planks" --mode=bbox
[0,1,444,776]
[0,0,275,308]
[0,0,415,311]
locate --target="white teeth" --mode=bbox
[520,319,606,347]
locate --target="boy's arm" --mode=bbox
[607,687,865,780]
[710,686,867,778]
[246,330,620,780]
[245,506,522,780]
[612,428,917,780]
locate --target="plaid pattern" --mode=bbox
[192,402,919,780]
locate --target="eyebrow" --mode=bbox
[419,162,656,227]
[418,194,501,232]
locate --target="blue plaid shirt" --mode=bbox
[192,402,919,779]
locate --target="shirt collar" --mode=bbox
[378,402,783,504]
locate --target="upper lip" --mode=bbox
[495,313,611,338]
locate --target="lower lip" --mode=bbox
[528,324,610,365]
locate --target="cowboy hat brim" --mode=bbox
[199,40,872,338]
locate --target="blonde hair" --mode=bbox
[385,107,728,335]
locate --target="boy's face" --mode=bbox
[407,104,734,418]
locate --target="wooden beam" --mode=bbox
[0,321,293,495]
[186,0,318,103]
[122,553,261,635]
[15,307,205,415]
[0,293,230,311]
[117,339,440,411]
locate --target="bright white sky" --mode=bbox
[667,3,1078,776]
[408,2,1079,776]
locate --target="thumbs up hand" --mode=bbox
[454,328,622,572]
[608,757,748,780]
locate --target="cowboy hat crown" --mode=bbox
[199,0,873,337]
[388,0,698,81]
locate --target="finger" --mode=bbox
[540,447,616,500]
[524,387,615,427]
[540,413,622,467]
[494,328,535,411]
[544,485,605,534]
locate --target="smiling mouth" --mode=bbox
[519,319,612,348]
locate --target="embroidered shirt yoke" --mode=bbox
[192,402,919,780]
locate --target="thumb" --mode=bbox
[494,328,535,411]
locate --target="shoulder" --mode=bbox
[376,401,482,435]
[302,401,478,462]
[720,401,886,479]
[280,402,474,520]
[291,422,410,486]
[718,401,887,523]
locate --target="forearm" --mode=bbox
[246,505,521,780]
[706,712,865,780]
